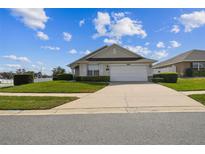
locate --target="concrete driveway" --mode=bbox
[55,82,205,112]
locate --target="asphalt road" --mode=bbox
[0,112,205,144]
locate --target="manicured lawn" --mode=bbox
[0,81,108,93]
[160,78,205,91]
[0,96,77,110]
[189,94,205,106]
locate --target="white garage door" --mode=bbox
[110,65,148,81]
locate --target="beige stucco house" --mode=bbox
[68,44,156,81]
[153,49,205,76]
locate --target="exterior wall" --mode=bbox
[153,65,176,74]
[175,62,191,76]
[79,64,87,76]
[147,65,153,76]
[78,63,152,77]
[153,62,191,76]
[74,66,79,76]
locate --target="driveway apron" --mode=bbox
[55,82,204,112]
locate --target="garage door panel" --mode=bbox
[110,65,148,81]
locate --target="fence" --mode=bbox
[34,78,53,83]
[0,78,53,87]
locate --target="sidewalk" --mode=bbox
[0,106,205,116]
[0,92,90,98]
[181,91,205,95]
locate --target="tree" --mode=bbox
[0,72,14,79]
[16,68,26,74]
[52,66,65,77]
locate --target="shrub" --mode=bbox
[14,74,34,86]
[53,73,73,81]
[185,68,193,77]
[152,77,164,83]
[75,76,110,82]
[193,70,205,77]
[153,72,178,83]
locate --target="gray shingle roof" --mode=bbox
[153,49,205,68]
[68,44,156,67]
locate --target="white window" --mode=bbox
[192,62,205,69]
[87,64,99,76]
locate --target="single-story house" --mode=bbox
[153,49,205,76]
[68,44,156,81]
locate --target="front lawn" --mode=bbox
[160,78,205,91]
[0,81,108,93]
[189,94,205,106]
[0,96,77,110]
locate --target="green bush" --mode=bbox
[153,72,178,83]
[193,70,205,77]
[75,76,110,82]
[14,74,34,86]
[53,73,73,81]
[152,77,164,83]
[185,68,193,77]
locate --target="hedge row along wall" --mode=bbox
[53,74,73,81]
[75,76,110,82]
[152,72,178,83]
[14,74,34,85]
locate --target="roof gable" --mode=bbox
[69,44,156,67]
[90,44,142,59]
[153,49,205,68]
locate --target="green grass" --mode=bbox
[189,94,205,106]
[0,81,108,93]
[160,78,205,91]
[0,96,77,110]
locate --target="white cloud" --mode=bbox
[112,12,125,20]
[93,12,111,37]
[37,61,44,65]
[68,49,77,54]
[84,50,91,55]
[170,40,181,48]
[10,8,49,30]
[5,64,22,68]
[110,17,147,39]
[36,31,49,40]
[179,10,205,32]
[3,55,31,63]
[79,19,85,27]
[41,46,60,51]
[31,64,36,68]
[145,42,150,46]
[124,45,150,56]
[171,25,180,33]
[93,12,147,42]
[103,38,121,44]
[152,50,168,59]
[63,32,72,42]
[156,41,165,48]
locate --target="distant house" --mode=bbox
[153,50,205,76]
[68,44,156,81]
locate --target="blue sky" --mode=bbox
[1,8,205,74]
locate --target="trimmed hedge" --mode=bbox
[75,76,110,82]
[185,68,193,77]
[14,74,34,86]
[153,72,178,83]
[152,77,164,83]
[53,73,73,81]
[193,70,205,77]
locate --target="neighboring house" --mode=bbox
[68,44,156,81]
[153,49,205,76]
